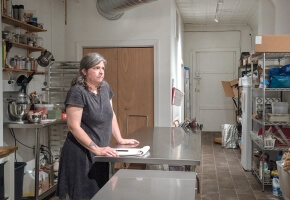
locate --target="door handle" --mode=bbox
[124,107,129,110]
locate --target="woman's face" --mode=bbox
[83,61,105,86]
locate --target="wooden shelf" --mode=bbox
[2,68,46,75]
[1,14,47,32]
[0,146,18,158]
[5,40,45,52]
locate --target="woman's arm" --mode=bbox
[110,100,140,145]
[66,104,118,157]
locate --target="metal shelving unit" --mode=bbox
[43,61,79,157]
[250,52,290,191]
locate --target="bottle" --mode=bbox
[6,0,12,17]
[272,176,282,196]
[18,5,24,21]
[39,169,49,194]
[25,57,31,70]
[53,158,59,177]
[12,5,19,20]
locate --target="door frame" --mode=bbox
[190,48,240,125]
[76,40,159,126]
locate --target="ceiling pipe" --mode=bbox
[96,0,157,20]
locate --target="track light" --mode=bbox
[214,16,219,22]
[214,0,223,22]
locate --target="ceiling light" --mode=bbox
[214,0,223,22]
[214,16,219,22]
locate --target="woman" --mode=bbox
[56,53,139,200]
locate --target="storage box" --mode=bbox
[272,102,289,114]
[255,35,290,53]
[221,78,239,97]
[276,161,290,200]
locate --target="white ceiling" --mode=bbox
[176,0,258,25]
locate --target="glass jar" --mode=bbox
[35,37,43,47]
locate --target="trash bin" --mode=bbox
[0,162,5,200]
[221,124,239,148]
[15,162,27,200]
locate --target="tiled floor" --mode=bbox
[49,132,284,200]
[196,132,283,200]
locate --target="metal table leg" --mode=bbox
[34,128,40,200]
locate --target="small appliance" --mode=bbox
[3,91,30,123]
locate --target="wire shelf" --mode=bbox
[253,53,290,61]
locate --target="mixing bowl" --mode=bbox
[27,113,42,123]
[8,102,30,123]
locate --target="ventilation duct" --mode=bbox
[96,0,157,20]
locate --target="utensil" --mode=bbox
[37,50,54,67]
[16,71,36,94]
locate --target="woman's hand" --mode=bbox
[95,146,119,157]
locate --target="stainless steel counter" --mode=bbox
[91,169,196,200]
[4,119,66,200]
[94,127,201,167]
[4,119,66,128]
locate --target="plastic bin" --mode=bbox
[272,102,288,114]
[0,162,5,200]
[15,162,26,200]
[276,161,290,200]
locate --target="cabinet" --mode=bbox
[250,52,290,191]
[1,14,46,74]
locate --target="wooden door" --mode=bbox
[82,48,118,117]
[83,47,154,144]
[117,47,154,137]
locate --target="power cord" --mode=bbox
[40,145,53,164]
[9,128,34,161]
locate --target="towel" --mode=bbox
[114,146,150,156]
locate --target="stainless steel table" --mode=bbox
[5,119,66,200]
[93,127,201,171]
[91,169,196,200]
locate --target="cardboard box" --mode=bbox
[255,35,290,53]
[222,78,239,97]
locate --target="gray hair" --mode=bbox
[71,53,107,90]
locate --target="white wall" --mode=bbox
[257,0,290,35]
[258,0,275,35]
[272,0,290,34]
[63,0,181,127]
[184,24,253,69]
[1,0,183,164]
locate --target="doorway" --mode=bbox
[191,48,240,132]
